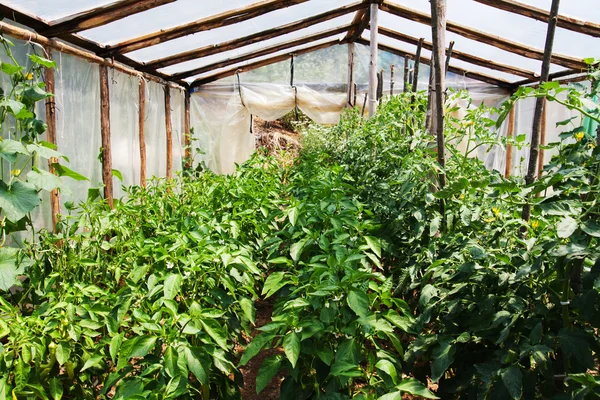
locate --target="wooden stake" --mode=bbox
[368,0,379,117]
[537,98,547,179]
[390,64,395,95]
[412,38,424,91]
[403,56,410,93]
[43,46,60,232]
[522,0,560,223]
[165,86,173,179]
[184,91,191,169]
[504,105,516,178]
[100,64,113,208]
[431,0,447,191]
[347,42,355,107]
[425,55,435,131]
[445,41,455,76]
[377,69,384,103]
[139,78,147,187]
[353,83,358,107]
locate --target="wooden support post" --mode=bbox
[184,90,191,169]
[138,78,147,187]
[43,46,60,232]
[504,105,516,178]
[368,0,379,117]
[377,69,384,103]
[390,64,395,96]
[100,64,113,208]
[347,42,355,107]
[445,41,455,76]
[403,56,410,93]
[412,38,424,91]
[431,0,447,192]
[537,98,547,179]
[164,86,173,179]
[425,59,434,131]
[522,0,560,223]
[353,83,358,107]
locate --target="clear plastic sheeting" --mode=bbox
[170,87,186,174]
[144,80,167,180]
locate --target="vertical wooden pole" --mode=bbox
[164,86,173,179]
[445,41,455,77]
[353,83,358,107]
[431,0,447,191]
[368,0,379,117]
[537,98,547,179]
[504,105,516,178]
[412,38,424,91]
[99,64,113,208]
[184,90,191,169]
[377,69,384,103]
[43,46,60,231]
[390,64,395,96]
[138,78,147,187]
[403,56,410,93]
[425,56,435,131]
[347,42,355,107]
[522,0,561,222]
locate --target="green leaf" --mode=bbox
[112,169,123,181]
[239,333,274,366]
[283,332,300,368]
[290,238,308,263]
[431,338,455,383]
[0,180,40,223]
[1,62,22,75]
[26,142,63,161]
[199,319,228,350]
[81,354,103,372]
[256,355,281,394]
[48,378,63,400]
[0,139,28,163]
[29,54,56,68]
[288,206,298,226]
[26,168,62,192]
[163,273,182,300]
[501,365,522,400]
[557,216,578,238]
[365,236,381,257]
[0,247,28,291]
[347,290,369,318]
[378,392,401,400]
[51,163,89,181]
[110,334,123,364]
[0,99,25,116]
[239,297,256,324]
[581,220,600,238]
[396,378,439,399]
[117,336,157,370]
[164,346,178,378]
[262,272,288,298]
[376,359,398,384]
[184,347,209,385]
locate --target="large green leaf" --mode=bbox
[239,297,256,324]
[48,378,63,400]
[164,346,178,378]
[239,333,274,366]
[163,273,182,300]
[0,139,28,163]
[581,220,600,238]
[184,347,209,385]
[501,365,522,400]
[27,168,62,192]
[256,355,281,394]
[283,332,300,368]
[81,354,103,372]
[51,163,89,181]
[431,338,455,383]
[116,336,157,370]
[347,290,370,318]
[557,216,578,239]
[365,236,381,257]
[290,238,308,263]
[0,180,40,223]
[199,319,228,350]
[0,247,30,291]
[262,272,288,298]
[396,378,439,399]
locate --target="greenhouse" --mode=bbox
[0,0,599,399]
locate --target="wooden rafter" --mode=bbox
[357,38,513,89]
[190,40,341,88]
[345,2,369,42]
[42,0,175,37]
[170,24,353,80]
[105,0,309,55]
[380,1,587,70]
[474,0,600,38]
[378,26,538,79]
[143,2,363,71]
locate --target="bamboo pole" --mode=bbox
[431,0,447,192]
[504,105,516,178]
[537,98,547,179]
[138,78,147,187]
[43,46,60,232]
[522,0,561,223]
[100,64,113,208]
[368,0,379,117]
[184,90,192,170]
[347,42,355,107]
[165,86,173,178]
[412,38,424,91]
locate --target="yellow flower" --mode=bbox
[575,132,585,141]
[459,194,465,200]
[589,143,596,149]
[26,72,33,80]
[531,220,540,230]
[483,217,496,223]
[492,207,500,217]
[10,169,20,176]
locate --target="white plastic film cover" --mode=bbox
[144,80,167,179]
[170,87,186,174]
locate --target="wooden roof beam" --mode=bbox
[42,0,176,37]
[170,24,353,81]
[143,2,364,70]
[105,0,309,56]
[380,1,587,70]
[356,38,513,89]
[190,40,341,88]
[345,2,369,42]
[474,0,600,38]
[377,26,538,79]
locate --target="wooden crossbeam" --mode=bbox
[105,0,309,55]
[42,0,175,37]
[170,24,352,80]
[357,38,513,89]
[474,0,600,38]
[345,2,370,42]
[190,40,341,88]
[143,2,363,71]
[380,1,587,70]
[378,26,538,79]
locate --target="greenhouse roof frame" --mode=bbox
[0,0,597,90]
